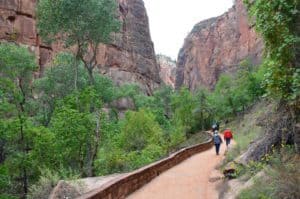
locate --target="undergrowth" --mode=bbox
[222,101,269,165]
[238,146,300,199]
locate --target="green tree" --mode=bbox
[119,109,164,151]
[171,87,197,133]
[37,0,121,175]
[34,53,89,125]
[34,55,120,177]
[95,109,166,174]
[49,106,95,176]
[193,88,213,131]
[244,0,299,100]
[37,0,120,85]
[0,43,37,198]
[208,77,234,119]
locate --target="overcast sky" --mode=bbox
[143,0,234,60]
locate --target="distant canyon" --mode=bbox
[0,0,262,92]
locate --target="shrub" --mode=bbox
[28,168,80,199]
[238,147,300,199]
[28,169,60,199]
[126,144,165,169]
[119,109,164,151]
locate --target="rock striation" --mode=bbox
[0,0,160,94]
[175,0,263,91]
[157,54,176,88]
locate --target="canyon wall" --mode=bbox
[0,0,160,94]
[176,0,263,91]
[157,54,176,88]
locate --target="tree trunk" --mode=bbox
[87,66,95,86]
[22,167,28,199]
[0,139,5,164]
[74,57,80,92]
[85,135,93,177]
[18,78,28,198]
[295,124,300,154]
[19,113,28,199]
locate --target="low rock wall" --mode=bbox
[78,136,213,199]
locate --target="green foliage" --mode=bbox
[0,43,267,198]
[126,144,165,169]
[35,53,88,97]
[244,0,300,100]
[27,169,60,199]
[0,194,18,199]
[0,165,11,197]
[95,109,168,175]
[28,168,80,199]
[167,124,186,149]
[34,53,118,125]
[49,106,95,174]
[94,74,118,103]
[238,179,274,199]
[119,109,164,151]
[171,87,197,133]
[37,0,120,84]
[0,43,37,113]
[208,61,265,120]
[0,43,38,197]
[96,147,128,175]
[37,0,120,46]
[238,146,300,199]
[0,43,37,80]
[193,88,214,131]
[34,53,88,125]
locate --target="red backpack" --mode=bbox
[224,130,233,139]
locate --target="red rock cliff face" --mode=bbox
[157,55,176,88]
[0,0,160,94]
[175,0,263,91]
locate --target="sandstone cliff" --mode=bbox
[157,54,176,88]
[0,0,160,94]
[175,0,263,91]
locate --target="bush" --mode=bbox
[28,168,80,199]
[95,109,167,174]
[239,147,300,199]
[126,144,165,169]
[95,147,128,175]
[28,169,60,199]
[119,109,164,151]
[167,124,186,149]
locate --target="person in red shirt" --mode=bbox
[223,128,233,148]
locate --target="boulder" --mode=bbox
[49,180,81,199]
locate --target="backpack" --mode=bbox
[213,134,222,144]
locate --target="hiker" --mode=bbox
[212,122,219,131]
[213,131,223,155]
[223,128,233,148]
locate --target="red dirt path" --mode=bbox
[127,139,229,199]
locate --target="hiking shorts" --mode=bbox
[225,138,231,146]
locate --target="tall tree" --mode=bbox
[37,0,120,85]
[0,43,37,198]
[37,0,121,176]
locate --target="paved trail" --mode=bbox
[127,139,231,199]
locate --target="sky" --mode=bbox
[143,0,234,60]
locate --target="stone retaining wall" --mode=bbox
[78,136,213,199]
